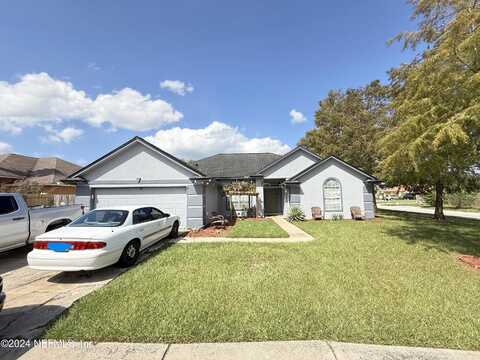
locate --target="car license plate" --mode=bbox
[48,242,71,252]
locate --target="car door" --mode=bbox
[132,208,158,248]
[0,195,29,251]
[150,207,171,239]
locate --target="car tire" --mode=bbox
[118,240,140,267]
[169,221,179,238]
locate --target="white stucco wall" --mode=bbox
[297,159,369,219]
[84,142,195,182]
[77,140,206,229]
[263,150,317,179]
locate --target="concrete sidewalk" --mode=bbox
[176,216,314,243]
[378,205,480,220]
[12,340,480,360]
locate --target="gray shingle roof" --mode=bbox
[192,153,282,178]
[0,154,81,184]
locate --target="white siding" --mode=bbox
[263,150,317,179]
[85,142,194,182]
[75,184,91,212]
[95,187,188,229]
[298,159,368,219]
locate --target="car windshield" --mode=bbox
[70,210,129,227]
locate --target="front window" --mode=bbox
[323,178,342,212]
[0,196,19,215]
[70,210,128,227]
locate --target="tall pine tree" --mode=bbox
[380,0,480,219]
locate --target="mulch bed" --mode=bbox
[186,226,232,237]
[458,255,480,270]
[186,218,265,238]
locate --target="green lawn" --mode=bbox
[46,210,480,350]
[226,218,289,238]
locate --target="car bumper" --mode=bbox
[0,292,5,312]
[27,248,123,271]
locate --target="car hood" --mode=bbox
[36,226,119,240]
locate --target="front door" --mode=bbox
[264,187,283,215]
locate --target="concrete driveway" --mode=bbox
[378,205,480,220]
[0,240,172,343]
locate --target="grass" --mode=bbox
[46,210,480,350]
[226,218,289,238]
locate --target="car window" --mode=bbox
[70,210,128,227]
[150,207,166,220]
[133,208,153,224]
[0,196,19,215]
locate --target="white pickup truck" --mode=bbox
[0,193,84,253]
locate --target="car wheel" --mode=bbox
[169,221,179,238]
[118,240,140,267]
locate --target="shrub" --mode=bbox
[287,206,305,222]
[445,191,477,209]
[419,191,477,209]
[331,213,344,220]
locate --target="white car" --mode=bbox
[27,206,180,271]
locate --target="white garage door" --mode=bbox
[95,187,187,228]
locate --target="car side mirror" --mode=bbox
[163,213,170,218]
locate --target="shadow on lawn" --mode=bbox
[378,209,480,256]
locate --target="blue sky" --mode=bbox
[0,0,417,164]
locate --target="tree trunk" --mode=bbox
[434,182,445,220]
[372,184,377,215]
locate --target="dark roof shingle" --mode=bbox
[0,154,81,184]
[192,153,282,178]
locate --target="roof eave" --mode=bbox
[67,136,205,179]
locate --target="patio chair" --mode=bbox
[311,207,323,220]
[208,212,229,228]
[350,206,364,220]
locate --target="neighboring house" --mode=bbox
[67,137,379,229]
[0,154,81,206]
[0,154,80,185]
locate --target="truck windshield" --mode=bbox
[70,210,128,227]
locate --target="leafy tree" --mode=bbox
[379,0,480,219]
[300,80,392,175]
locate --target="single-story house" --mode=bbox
[67,136,379,229]
[0,154,81,207]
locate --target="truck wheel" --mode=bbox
[118,240,140,267]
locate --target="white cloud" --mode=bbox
[0,72,183,134]
[87,88,182,131]
[145,121,291,160]
[160,80,194,96]
[43,126,84,144]
[0,142,13,154]
[87,62,101,71]
[289,109,307,124]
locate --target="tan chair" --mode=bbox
[311,207,323,220]
[350,206,364,220]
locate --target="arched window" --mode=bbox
[323,178,342,212]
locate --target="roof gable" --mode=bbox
[288,155,379,182]
[257,146,322,178]
[68,137,205,179]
